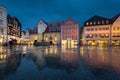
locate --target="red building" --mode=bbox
[61,18,79,47]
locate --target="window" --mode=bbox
[1,28,3,34]
[105,34,109,37]
[98,21,100,24]
[89,34,93,38]
[102,20,104,24]
[94,22,96,25]
[90,22,92,25]
[106,27,109,30]
[0,20,3,25]
[117,27,119,30]
[113,27,116,30]
[86,28,90,31]
[103,27,106,30]
[86,22,89,25]
[95,34,97,37]
[72,35,74,38]
[106,20,109,24]
[0,11,3,16]
[95,28,97,31]
[91,28,94,31]
[101,34,104,37]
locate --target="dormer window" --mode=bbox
[106,20,109,24]
[94,22,96,25]
[58,23,60,26]
[0,11,3,16]
[102,20,104,24]
[98,21,100,24]
[90,22,92,25]
[86,22,89,25]
[50,24,52,27]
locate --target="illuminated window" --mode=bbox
[54,36,57,41]
[90,22,92,25]
[105,34,109,37]
[89,34,93,37]
[86,22,89,25]
[101,34,104,37]
[35,36,38,40]
[45,36,48,41]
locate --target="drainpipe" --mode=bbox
[110,24,112,46]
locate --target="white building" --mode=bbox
[37,19,48,34]
[0,5,7,44]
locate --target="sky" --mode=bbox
[0,0,120,30]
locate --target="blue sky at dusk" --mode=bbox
[0,0,120,30]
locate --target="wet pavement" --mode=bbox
[0,45,120,80]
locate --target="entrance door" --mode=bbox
[67,40,71,48]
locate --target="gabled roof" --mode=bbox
[63,18,78,25]
[33,19,48,33]
[67,18,78,24]
[45,21,64,33]
[85,15,110,22]
[111,13,120,23]
[27,28,37,34]
[7,14,22,26]
[84,15,111,26]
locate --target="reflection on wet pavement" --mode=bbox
[0,45,120,80]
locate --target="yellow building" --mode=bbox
[44,21,64,45]
[25,20,64,45]
[83,14,120,46]
[44,32,61,45]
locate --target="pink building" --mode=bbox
[61,18,79,47]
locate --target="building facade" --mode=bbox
[61,18,79,48]
[44,21,64,45]
[26,20,64,45]
[0,5,7,44]
[7,15,22,44]
[26,20,48,45]
[83,14,120,46]
[111,14,120,45]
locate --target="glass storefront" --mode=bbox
[62,40,78,48]
[112,40,120,45]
